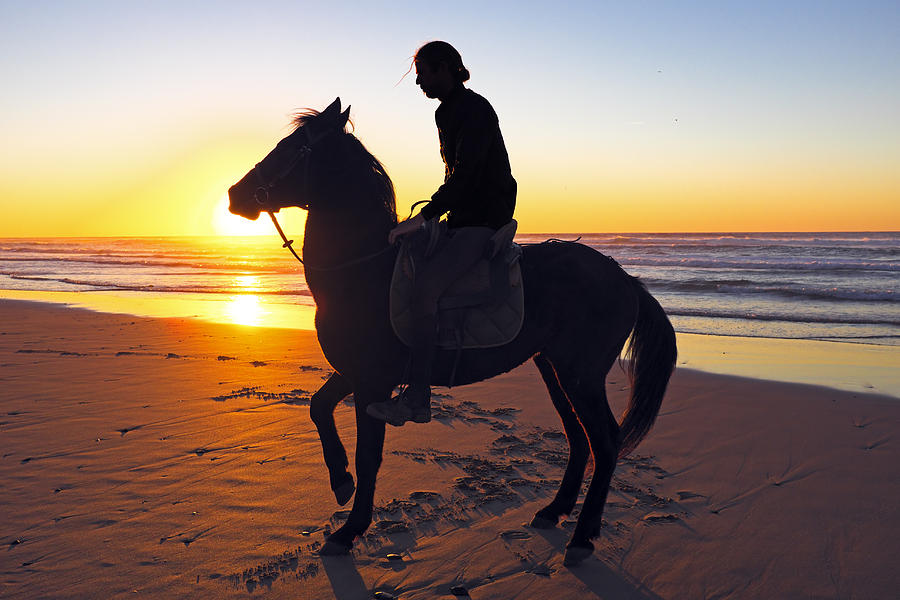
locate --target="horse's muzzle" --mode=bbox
[228,185,261,221]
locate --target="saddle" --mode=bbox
[390,219,524,350]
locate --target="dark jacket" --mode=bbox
[420,86,516,230]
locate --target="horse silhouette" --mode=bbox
[228,98,677,565]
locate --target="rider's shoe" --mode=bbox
[366,386,431,426]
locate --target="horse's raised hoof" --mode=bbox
[529,509,559,529]
[333,476,355,506]
[563,542,594,566]
[318,539,353,556]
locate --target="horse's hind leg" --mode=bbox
[529,354,590,529]
[309,372,355,505]
[553,361,621,566]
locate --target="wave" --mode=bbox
[665,307,900,327]
[613,256,899,272]
[645,279,896,302]
[670,327,900,346]
[597,245,900,260]
[8,253,896,274]
[3,274,312,296]
[0,255,294,273]
[518,232,900,248]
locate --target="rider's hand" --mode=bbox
[388,213,426,245]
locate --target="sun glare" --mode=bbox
[212,194,273,236]
[224,294,265,326]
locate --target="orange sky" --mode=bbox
[1,3,898,236]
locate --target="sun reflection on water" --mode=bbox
[225,294,264,326]
[234,274,261,291]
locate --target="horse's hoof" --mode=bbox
[563,543,593,566]
[318,539,352,556]
[529,514,558,529]
[333,476,355,506]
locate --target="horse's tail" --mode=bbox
[618,276,677,459]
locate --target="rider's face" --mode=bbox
[415,60,452,99]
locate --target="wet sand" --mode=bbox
[3,288,896,398]
[1,299,898,599]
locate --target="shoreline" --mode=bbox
[2,291,897,399]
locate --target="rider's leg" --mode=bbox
[367,226,494,425]
[400,312,438,421]
[409,226,495,405]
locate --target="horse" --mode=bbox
[228,98,677,565]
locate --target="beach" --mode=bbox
[2,298,898,599]
[4,0,898,596]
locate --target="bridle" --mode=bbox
[249,125,393,271]
[251,126,322,264]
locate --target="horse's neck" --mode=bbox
[301,207,395,309]
[303,208,391,266]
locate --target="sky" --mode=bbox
[0,0,898,236]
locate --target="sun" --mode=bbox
[212,194,274,236]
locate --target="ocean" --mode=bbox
[0,232,896,348]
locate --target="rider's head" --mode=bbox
[414,41,469,100]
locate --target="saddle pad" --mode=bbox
[390,243,525,350]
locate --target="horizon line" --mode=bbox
[1,230,898,240]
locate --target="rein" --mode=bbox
[268,209,393,272]
[266,210,304,264]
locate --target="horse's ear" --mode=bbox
[321,97,341,119]
[337,106,350,130]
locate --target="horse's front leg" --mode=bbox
[309,372,356,505]
[320,387,389,555]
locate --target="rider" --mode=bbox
[367,41,517,426]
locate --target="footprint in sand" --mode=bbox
[409,490,441,501]
[642,511,680,523]
[374,520,409,534]
[676,490,705,500]
[500,529,532,540]
[862,437,890,450]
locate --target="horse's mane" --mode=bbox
[293,110,397,223]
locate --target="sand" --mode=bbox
[1,299,898,599]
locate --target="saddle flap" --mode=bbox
[390,224,525,351]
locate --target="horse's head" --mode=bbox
[228,97,351,221]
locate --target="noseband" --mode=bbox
[250,125,332,265]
